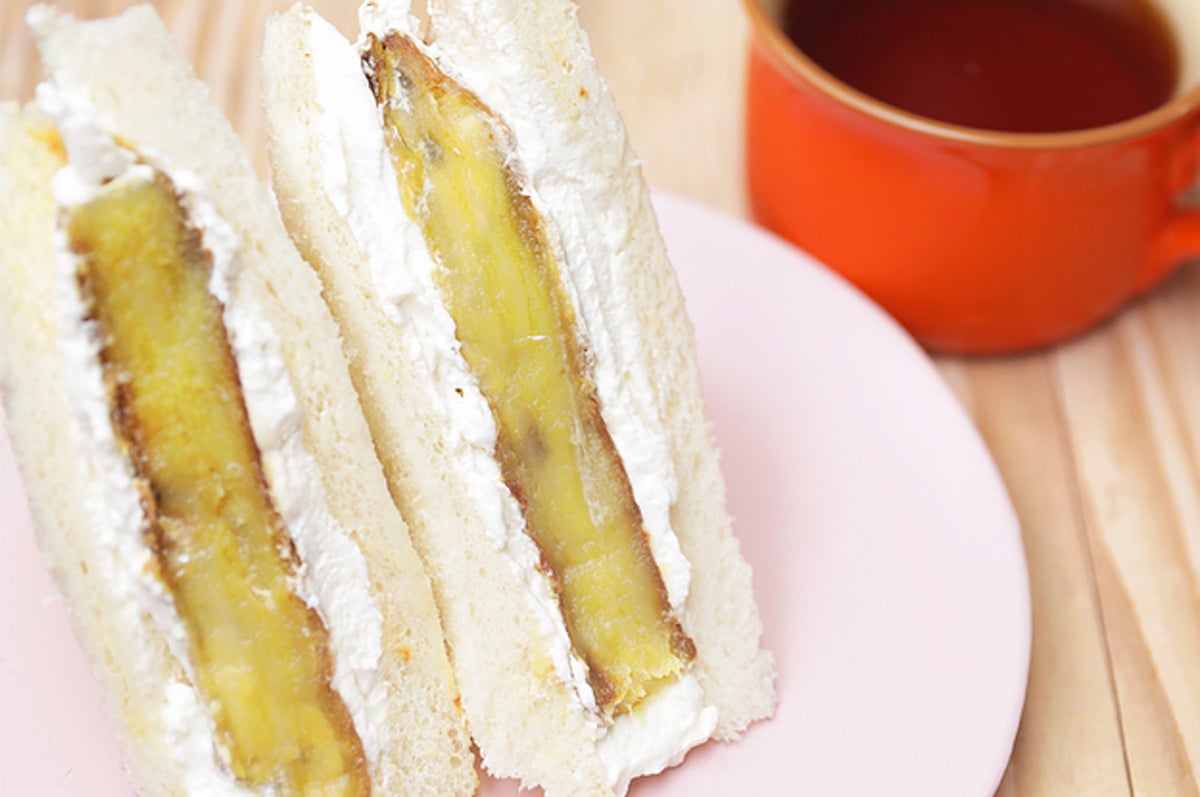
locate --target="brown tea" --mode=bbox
[781,0,1179,132]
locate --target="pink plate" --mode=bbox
[0,193,1029,796]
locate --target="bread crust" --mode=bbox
[1,7,476,795]
[263,2,776,795]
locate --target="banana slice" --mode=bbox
[67,170,369,796]
[364,31,695,719]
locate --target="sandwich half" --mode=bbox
[262,2,777,794]
[0,6,474,795]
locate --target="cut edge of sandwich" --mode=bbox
[1,6,476,796]
[262,2,777,795]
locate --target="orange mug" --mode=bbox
[743,0,1200,353]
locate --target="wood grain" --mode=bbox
[4,0,1200,794]
[1055,302,1200,794]
[951,355,1131,796]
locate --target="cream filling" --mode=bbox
[306,7,717,790]
[37,82,386,793]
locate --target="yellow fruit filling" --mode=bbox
[364,33,695,718]
[67,172,370,796]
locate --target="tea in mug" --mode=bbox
[782,0,1179,132]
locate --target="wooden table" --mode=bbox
[3,1,1197,794]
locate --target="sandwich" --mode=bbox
[0,6,475,795]
[261,1,778,794]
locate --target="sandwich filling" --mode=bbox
[66,169,370,796]
[362,31,694,719]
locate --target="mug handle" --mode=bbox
[1137,207,1200,292]
[1137,125,1200,292]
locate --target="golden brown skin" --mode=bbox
[364,32,694,719]
[68,172,370,796]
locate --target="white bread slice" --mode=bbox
[0,6,475,795]
[262,2,776,795]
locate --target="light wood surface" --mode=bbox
[3,0,1198,794]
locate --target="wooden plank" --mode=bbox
[578,0,749,216]
[941,356,1132,796]
[1055,287,1200,795]
[2,1,41,100]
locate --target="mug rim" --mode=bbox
[744,0,1200,149]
